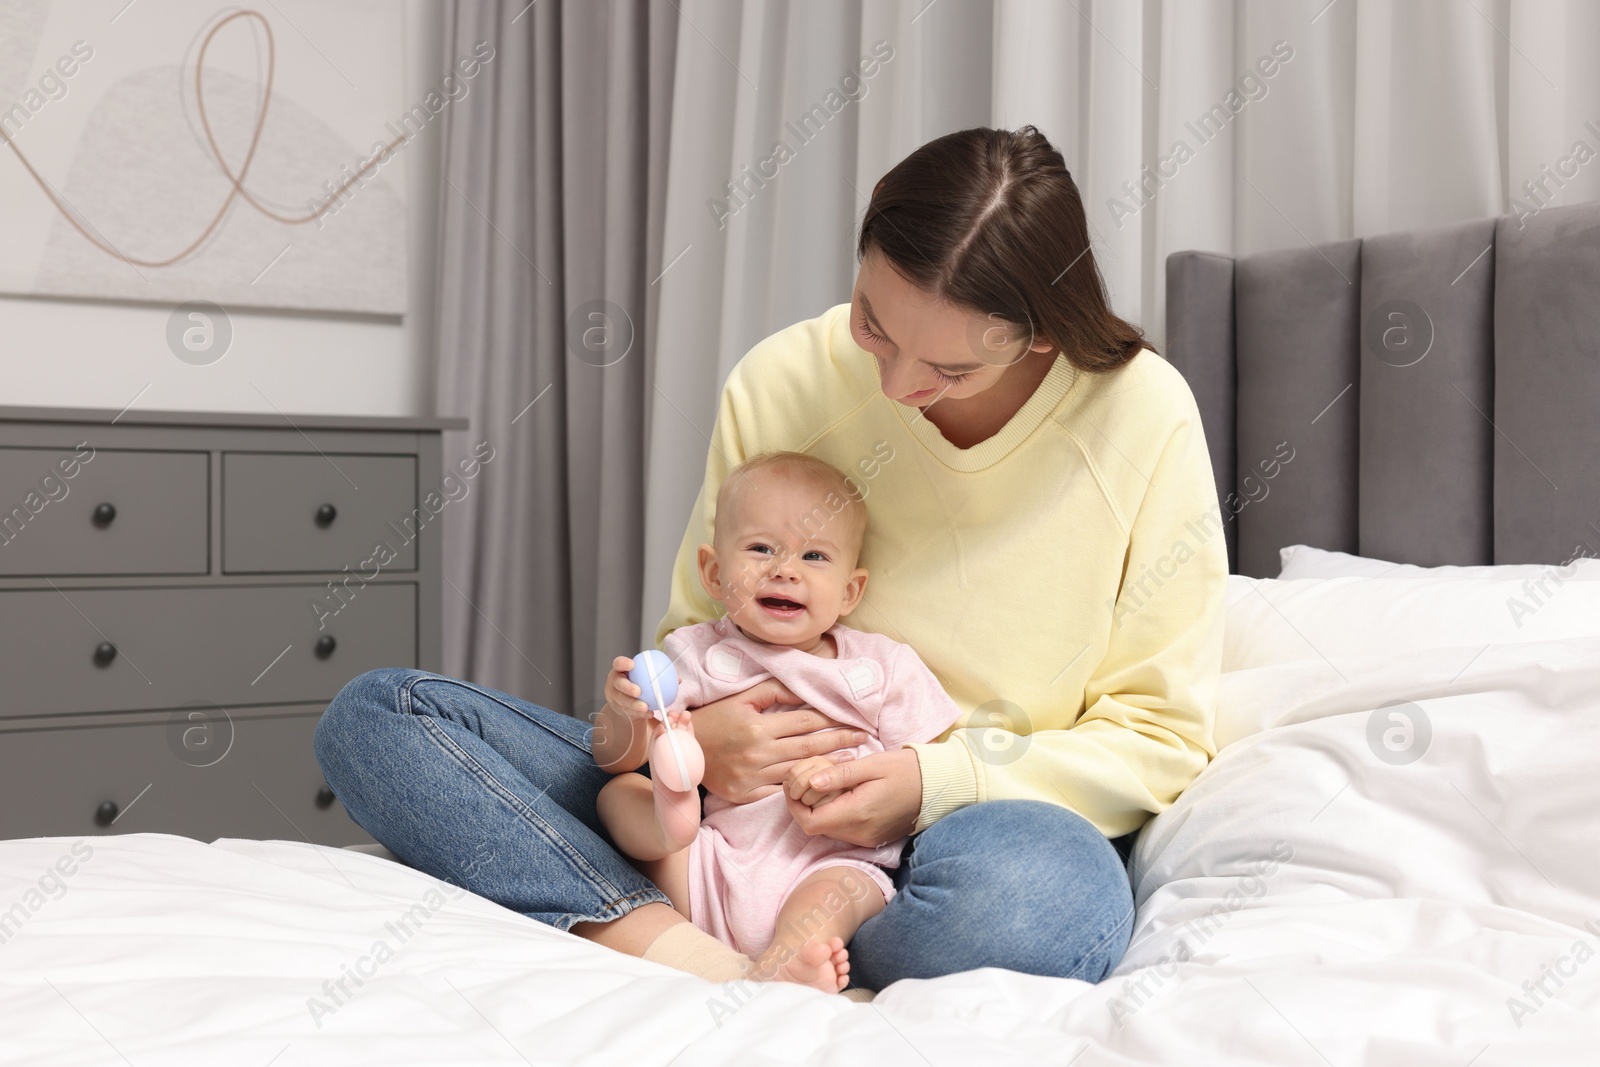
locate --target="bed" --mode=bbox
[4,202,1600,1065]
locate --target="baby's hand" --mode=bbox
[604,656,652,725]
[786,754,847,809]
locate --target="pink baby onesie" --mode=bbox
[660,617,963,957]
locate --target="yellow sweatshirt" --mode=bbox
[656,302,1228,838]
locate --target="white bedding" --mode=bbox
[4,635,1599,1065]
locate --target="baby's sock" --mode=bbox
[641,922,751,983]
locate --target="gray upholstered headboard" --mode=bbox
[1165,199,1600,578]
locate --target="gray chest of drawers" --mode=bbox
[0,405,467,846]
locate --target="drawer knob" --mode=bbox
[315,503,338,528]
[315,785,336,809]
[92,502,117,527]
[94,800,118,826]
[315,635,337,659]
[92,641,118,667]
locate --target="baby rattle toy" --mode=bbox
[629,650,704,793]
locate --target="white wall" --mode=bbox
[0,1,443,420]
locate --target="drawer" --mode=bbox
[0,710,373,845]
[0,583,415,717]
[0,446,208,576]
[223,452,418,573]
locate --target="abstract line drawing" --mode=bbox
[0,1,407,314]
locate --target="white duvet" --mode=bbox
[3,636,1599,1065]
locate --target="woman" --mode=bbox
[314,125,1228,994]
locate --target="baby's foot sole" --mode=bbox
[762,937,849,994]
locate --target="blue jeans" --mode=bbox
[312,668,1135,988]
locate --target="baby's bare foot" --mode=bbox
[651,774,700,850]
[762,936,849,994]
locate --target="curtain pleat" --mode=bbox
[435,0,673,715]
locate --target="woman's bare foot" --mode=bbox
[756,935,849,994]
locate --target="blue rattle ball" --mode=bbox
[629,649,679,712]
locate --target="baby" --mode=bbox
[595,451,961,993]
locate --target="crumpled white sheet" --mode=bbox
[1119,635,1600,1066]
[1,636,1597,1065]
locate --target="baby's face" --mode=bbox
[698,471,868,648]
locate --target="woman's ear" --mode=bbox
[697,543,724,603]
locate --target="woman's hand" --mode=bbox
[784,748,923,848]
[692,679,869,804]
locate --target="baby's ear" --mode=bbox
[696,543,724,603]
[837,566,869,617]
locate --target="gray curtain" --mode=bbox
[434,0,677,718]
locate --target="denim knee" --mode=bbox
[314,668,427,764]
[338,667,434,711]
[910,799,1134,981]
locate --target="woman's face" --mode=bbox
[849,246,1053,408]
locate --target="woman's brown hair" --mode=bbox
[857,125,1149,373]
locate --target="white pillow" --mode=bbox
[1214,634,1600,750]
[1225,571,1600,671]
[1277,543,1600,580]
